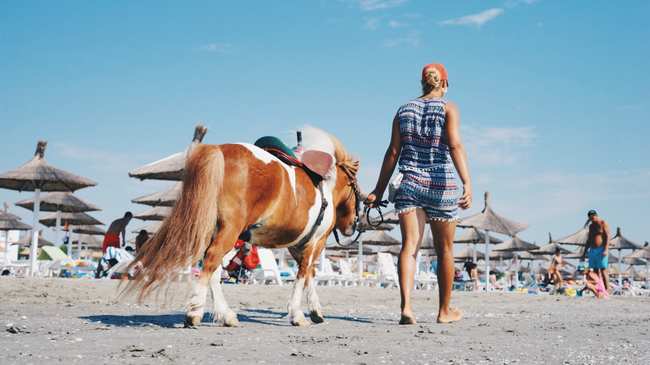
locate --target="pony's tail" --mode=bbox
[125,145,224,302]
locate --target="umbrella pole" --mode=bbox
[66,226,72,258]
[485,230,490,292]
[473,243,477,263]
[3,231,9,265]
[358,240,363,280]
[54,210,61,247]
[29,188,41,277]
[618,249,622,286]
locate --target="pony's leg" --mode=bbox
[305,237,328,324]
[209,266,239,327]
[185,225,239,328]
[287,243,315,327]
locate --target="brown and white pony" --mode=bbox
[126,127,360,327]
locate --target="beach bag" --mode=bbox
[387,172,403,203]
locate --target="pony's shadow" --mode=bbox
[243,308,377,324]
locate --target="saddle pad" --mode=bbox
[301,150,334,178]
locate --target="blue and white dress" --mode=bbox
[394,97,460,221]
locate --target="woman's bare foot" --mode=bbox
[437,307,462,324]
[399,311,417,325]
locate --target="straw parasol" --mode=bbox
[609,227,642,285]
[131,183,181,207]
[455,247,485,262]
[40,212,103,227]
[458,192,528,291]
[0,141,96,275]
[339,230,399,278]
[131,222,162,235]
[71,225,106,236]
[493,236,539,252]
[15,192,101,257]
[129,125,208,181]
[555,227,589,246]
[134,206,172,221]
[11,231,53,247]
[1,204,32,264]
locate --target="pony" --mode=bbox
[126,127,361,327]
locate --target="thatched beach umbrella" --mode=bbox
[71,225,106,236]
[340,230,399,278]
[131,183,181,207]
[454,227,502,264]
[0,205,32,264]
[131,222,162,235]
[458,192,528,291]
[134,206,172,221]
[609,227,642,285]
[40,212,103,258]
[555,227,590,247]
[0,141,96,275]
[129,125,208,181]
[455,247,485,262]
[16,192,100,258]
[11,231,53,247]
[72,234,103,259]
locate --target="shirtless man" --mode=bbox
[583,210,610,291]
[101,212,133,253]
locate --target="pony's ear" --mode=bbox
[302,150,335,179]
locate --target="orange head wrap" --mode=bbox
[421,63,448,87]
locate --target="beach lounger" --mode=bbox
[252,248,283,285]
[376,252,399,288]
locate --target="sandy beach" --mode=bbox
[1,278,649,364]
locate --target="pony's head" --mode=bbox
[301,126,361,236]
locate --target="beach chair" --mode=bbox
[415,271,438,290]
[338,258,359,286]
[376,252,399,288]
[315,257,341,286]
[252,248,283,285]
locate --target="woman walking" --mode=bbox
[366,63,471,324]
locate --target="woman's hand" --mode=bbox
[364,190,382,208]
[459,183,472,210]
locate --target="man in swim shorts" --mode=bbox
[102,211,133,253]
[583,210,610,291]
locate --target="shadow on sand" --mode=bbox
[81,308,378,328]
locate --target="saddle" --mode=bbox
[253,136,334,185]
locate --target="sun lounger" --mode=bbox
[376,252,399,288]
[252,248,283,285]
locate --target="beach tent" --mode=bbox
[459,192,527,291]
[0,141,96,275]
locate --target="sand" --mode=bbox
[1,278,649,364]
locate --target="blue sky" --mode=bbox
[1,0,649,247]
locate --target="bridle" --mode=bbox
[333,161,388,246]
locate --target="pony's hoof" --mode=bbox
[184,315,201,328]
[309,310,325,324]
[291,318,310,327]
[223,312,240,327]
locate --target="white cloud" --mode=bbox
[363,17,381,30]
[462,125,536,166]
[439,8,504,28]
[199,43,232,54]
[358,0,408,11]
[383,31,420,48]
[387,19,404,28]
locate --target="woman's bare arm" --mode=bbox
[445,102,472,209]
[366,115,401,205]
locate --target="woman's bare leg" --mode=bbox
[397,208,427,324]
[430,220,462,324]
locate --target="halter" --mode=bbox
[332,162,388,246]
